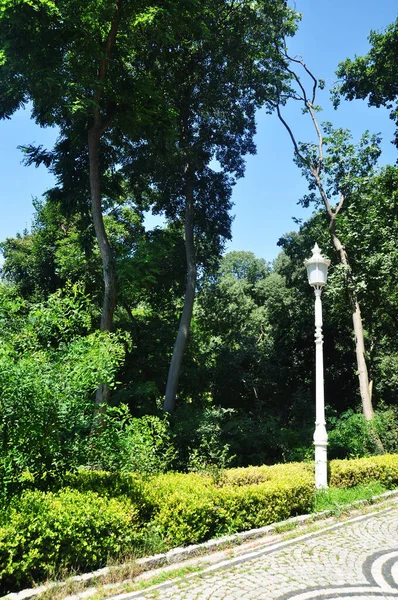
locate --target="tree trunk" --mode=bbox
[163,176,196,413]
[274,60,379,428]
[352,297,373,420]
[329,225,374,420]
[86,4,120,411]
[88,126,117,407]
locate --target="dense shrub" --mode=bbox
[219,464,272,486]
[88,406,176,474]
[216,463,313,533]
[219,462,313,487]
[145,473,218,546]
[0,286,127,502]
[2,456,397,594]
[147,465,314,547]
[328,408,398,459]
[0,489,141,595]
[171,405,313,469]
[217,477,313,533]
[330,454,398,488]
[170,405,234,472]
[328,410,371,458]
[373,407,398,454]
[61,470,154,520]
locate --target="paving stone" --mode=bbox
[119,505,398,600]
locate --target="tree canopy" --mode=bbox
[333,17,398,149]
[1,1,398,496]
[0,0,298,408]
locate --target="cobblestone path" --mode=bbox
[119,505,398,600]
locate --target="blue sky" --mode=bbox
[1,0,397,263]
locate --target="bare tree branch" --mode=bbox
[283,50,318,104]
[310,168,334,220]
[335,191,345,215]
[306,102,323,176]
[285,63,308,104]
[274,103,308,166]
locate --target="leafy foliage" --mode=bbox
[328,407,398,459]
[0,451,397,593]
[145,463,313,546]
[0,284,127,500]
[329,453,398,488]
[295,124,382,209]
[0,489,140,594]
[333,17,398,148]
[88,405,176,474]
[1,9,398,567]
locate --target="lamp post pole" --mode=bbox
[313,285,328,489]
[305,244,330,489]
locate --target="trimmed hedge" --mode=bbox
[219,462,313,487]
[330,454,398,488]
[61,470,154,519]
[216,476,313,533]
[1,455,398,594]
[147,464,313,546]
[147,473,220,546]
[0,489,140,595]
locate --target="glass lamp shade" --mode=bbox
[304,243,330,288]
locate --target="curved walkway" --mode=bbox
[112,503,398,600]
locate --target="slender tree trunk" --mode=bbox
[274,53,379,429]
[329,223,374,420]
[87,4,120,410]
[352,298,374,420]
[163,176,196,413]
[88,126,117,407]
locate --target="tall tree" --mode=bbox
[273,51,382,421]
[0,0,169,404]
[328,165,398,404]
[1,0,297,409]
[124,0,298,412]
[333,17,398,149]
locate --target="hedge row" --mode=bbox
[1,455,397,594]
[330,454,398,488]
[146,466,313,546]
[0,489,140,593]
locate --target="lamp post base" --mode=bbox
[314,440,328,489]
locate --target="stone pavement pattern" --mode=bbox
[124,506,398,600]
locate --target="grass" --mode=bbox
[313,481,388,514]
[71,565,204,600]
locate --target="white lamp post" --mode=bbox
[304,243,330,489]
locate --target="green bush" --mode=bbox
[217,463,313,533]
[88,406,176,474]
[219,462,313,487]
[0,489,141,595]
[147,465,314,547]
[328,410,373,458]
[146,473,217,546]
[170,405,234,472]
[328,408,398,459]
[217,476,313,533]
[0,285,127,502]
[373,407,398,454]
[219,464,272,486]
[4,456,397,594]
[61,469,154,520]
[330,454,398,488]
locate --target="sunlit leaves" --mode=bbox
[296,124,382,208]
[334,17,398,148]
